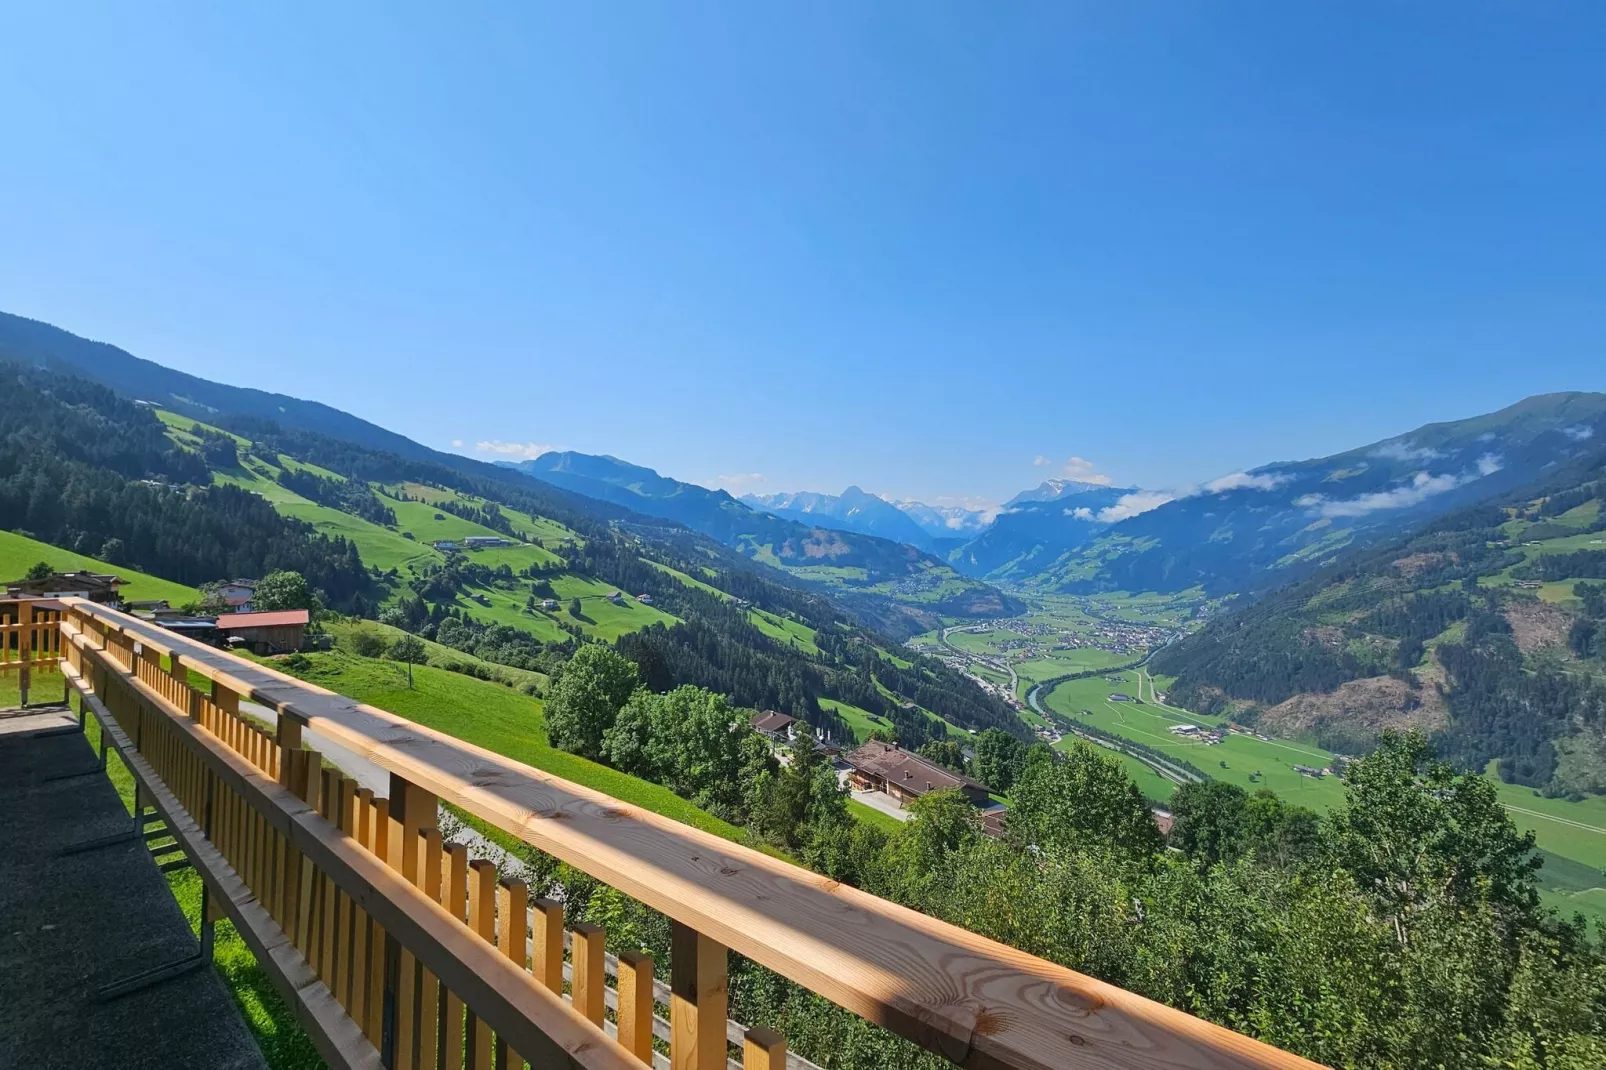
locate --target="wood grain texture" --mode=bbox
[671,923,727,1070]
[743,1028,786,1070]
[63,600,1323,1070]
[573,923,607,1026]
[616,950,655,1064]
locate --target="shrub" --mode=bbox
[350,630,387,658]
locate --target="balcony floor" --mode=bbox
[0,714,267,1070]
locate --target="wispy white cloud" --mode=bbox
[714,472,766,492]
[1202,470,1292,494]
[1372,440,1445,463]
[451,439,464,448]
[1097,490,1175,523]
[1564,424,1596,442]
[1296,455,1502,518]
[1034,454,1113,485]
[475,440,559,459]
[1068,506,1094,520]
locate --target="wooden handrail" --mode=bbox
[58,597,1320,1070]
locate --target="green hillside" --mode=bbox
[276,649,746,841]
[0,529,198,605]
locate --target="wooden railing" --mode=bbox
[55,597,1319,1070]
[1,598,63,706]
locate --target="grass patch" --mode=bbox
[0,529,199,605]
[847,799,905,835]
[319,617,548,693]
[748,608,820,655]
[274,651,746,842]
[1041,674,1348,811]
[819,697,886,745]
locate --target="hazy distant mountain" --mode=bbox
[502,453,1022,633]
[742,486,935,549]
[890,499,996,541]
[1003,479,1121,507]
[949,483,1141,579]
[1023,392,1606,596]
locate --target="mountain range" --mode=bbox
[731,397,1606,601]
[497,453,1020,634]
[6,306,1604,617]
[742,486,950,550]
[1152,441,1606,796]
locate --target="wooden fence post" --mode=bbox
[671,922,728,1070]
[572,923,606,1026]
[617,950,655,1063]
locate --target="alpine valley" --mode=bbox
[8,305,1606,932]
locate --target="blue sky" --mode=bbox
[2,4,1602,506]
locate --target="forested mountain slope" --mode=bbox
[504,452,1021,634]
[2,308,1017,635]
[948,482,1136,579]
[1153,446,1606,796]
[1022,393,1606,596]
[1,356,1022,746]
[0,310,438,463]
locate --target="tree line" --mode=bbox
[0,362,379,612]
[508,675,1606,1070]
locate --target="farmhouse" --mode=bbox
[540,599,560,610]
[463,535,510,549]
[211,579,258,610]
[4,571,127,605]
[749,710,797,742]
[637,593,653,605]
[1108,692,1134,702]
[215,609,310,655]
[432,540,460,552]
[606,591,623,603]
[843,740,991,808]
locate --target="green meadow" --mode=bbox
[0,528,199,605]
[748,607,820,655]
[1039,664,1606,925]
[1043,671,1350,811]
[277,650,745,841]
[819,697,888,744]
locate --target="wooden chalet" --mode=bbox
[214,608,310,655]
[4,571,126,605]
[843,739,991,807]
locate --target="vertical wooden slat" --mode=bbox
[466,859,497,1070]
[277,713,302,787]
[387,773,436,1070]
[742,1028,786,1070]
[350,788,375,1024]
[671,922,728,1070]
[531,898,564,995]
[495,877,528,1070]
[443,843,469,1070]
[366,796,390,1044]
[294,750,322,954]
[333,778,359,1011]
[617,951,655,1064]
[318,770,341,984]
[417,828,444,1070]
[572,923,606,1026]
